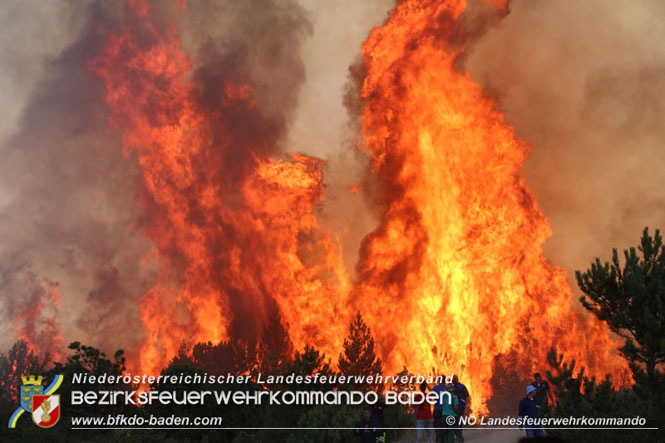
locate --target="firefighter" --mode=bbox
[354,406,381,443]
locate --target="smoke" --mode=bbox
[286,0,394,279]
[178,0,313,157]
[1,0,663,373]
[0,0,153,356]
[467,0,665,289]
[11,278,64,362]
[175,0,318,342]
[0,1,85,148]
[0,0,318,358]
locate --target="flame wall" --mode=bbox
[89,0,351,375]
[2,0,652,414]
[352,0,626,411]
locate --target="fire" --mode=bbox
[89,0,349,375]
[353,0,626,412]
[82,0,628,414]
[11,278,64,362]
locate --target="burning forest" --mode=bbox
[2,0,664,439]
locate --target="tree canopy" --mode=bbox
[575,227,665,379]
[337,312,383,390]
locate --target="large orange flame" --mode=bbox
[90,0,349,375]
[86,0,627,414]
[354,0,626,412]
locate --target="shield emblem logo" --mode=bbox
[31,395,60,428]
[19,383,43,412]
[9,374,63,429]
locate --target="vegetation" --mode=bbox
[338,312,383,391]
[544,348,647,443]
[4,228,663,441]
[0,313,410,442]
[544,227,665,442]
[576,227,665,380]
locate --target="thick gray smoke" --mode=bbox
[0,0,151,355]
[288,0,393,276]
[0,0,317,356]
[1,0,663,362]
[467,0,665,290]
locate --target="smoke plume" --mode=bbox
[0,0,318,362]
[0,1,151,356]
[468,0,665,286]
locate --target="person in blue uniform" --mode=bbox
[518,385,544,437]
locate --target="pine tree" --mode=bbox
[292,345,332,377]
[338,312,382,390]
[575,228,665,435]
[288,345,334,391]
[259,299,293,374]
[65,341,125,375]
[544,348,645,443]
[575,227,665,380]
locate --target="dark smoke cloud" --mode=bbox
[5,0,662,365]
[0,1,154,356]
[166,0,314,342]
[467,0,665,290]
[179,0,312,150]
[0,0,315,356]
[0,1,84,143]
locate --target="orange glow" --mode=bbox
[90,0,350,375]
[86,0,627,414]
[353,0,626,412]
[11,278,64,362]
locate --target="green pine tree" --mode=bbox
[575,227,665,380]
[575,227,665,436]
[289,345,334,389]
[337,312,382,390]
[544,348,644,443]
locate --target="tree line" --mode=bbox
[0,312,410,442]
[0,227,663,442]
